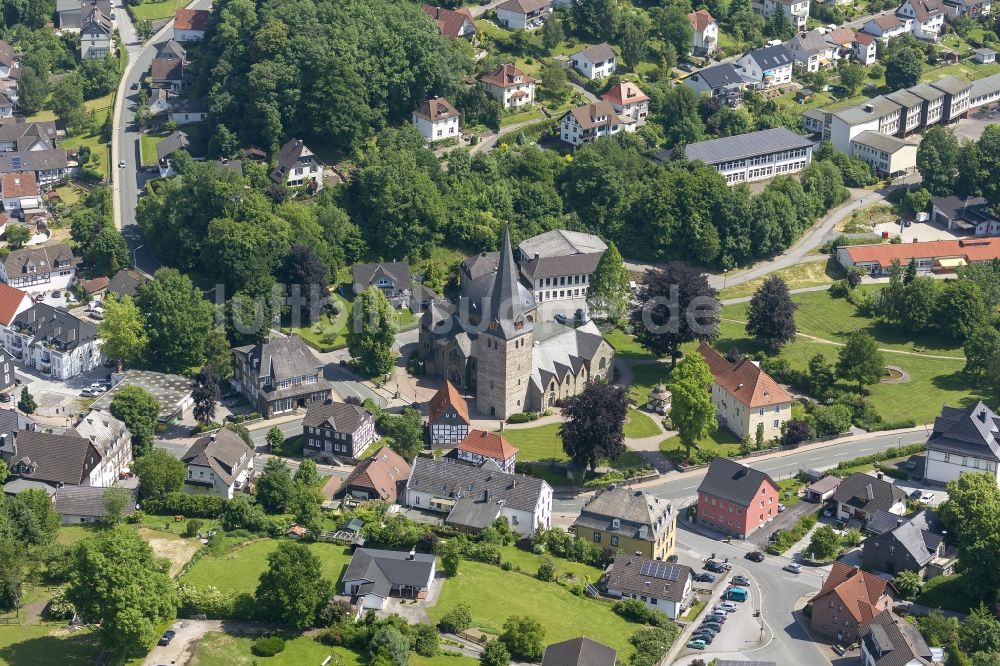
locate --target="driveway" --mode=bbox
[379,574,445,623]
[141,619,272,666]
[749,502,815,551]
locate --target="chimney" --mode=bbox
[534,253,540,260]
[866,484,874,500]
[897,519,904,527]
[876,471,883,480]
[483,489,489,502]
[210,433,217,441]
[863,103,874,113]
[408,547,416,560]
[261,336,270,345]
[979,409,988,423]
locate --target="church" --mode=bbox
[418,226,615,419]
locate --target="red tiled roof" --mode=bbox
[1,172,36,199]
[602,82,648,106]
[457,429,519,461]
[174,8,210,31]
[421,4,476,38]
[854,32,876,45]
[843,238,1000,267]
[339,446,412,503]
[428,381,470,424]
[479,63,535,89]
[698,342,792,408]
[80,277,110,294]
[815,562,894,626]
[0,283,28,326]
[413,97,459,122]
[688,9,716,32]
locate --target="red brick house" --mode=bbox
[811,562,895,644]
[696,458,779,539]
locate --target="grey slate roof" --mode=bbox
[517,230,607,282]
[0,148,68,175]
[106,269,148,298]
[865,508,905,535]
[4,244,75,280]
[447,496,503,531]
[71,410,128,457]
[54,485,137,518]
[303,399,373,434]
[927,401,1000,461]
[461,251,500,282]
[270,138,323,183]
[0,409,39,456]
[181,429,251,485]
[860,610,933,666]
[683,128,813,166]
[407,456,548,513]
[852,131,917,155]
[697,457,778,508]
[156,131,189,161]
[787,30,829,57]
[574,486,674,542]
[542,637,617,666]
[235,333,328,387]
[11,303,96,351]
[691,63,748,89]
[574,43,616,64]
[342,548,435,598]
[746,44,794,70]
[606,556,692,602]
[485,225,533,341]
[8,430,98,486]
[928,75,972,96]
[351,261,412,292]
[831,472,908,513]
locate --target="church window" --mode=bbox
[599,358,606,369]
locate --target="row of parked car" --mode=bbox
[687,595,745,650]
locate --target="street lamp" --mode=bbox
[132,244,144,269]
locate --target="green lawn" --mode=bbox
[128,0,191,21]
[180,539,355,595]
[718,259,845,301]
[57,524,101,545]
[286,292,417,353]
[189,632,365,666]
[500,107,545,128]
[628,362,673,404]
[0,625,102,666]
[427,561,638,657]
[504,423,568,462]
[660,428,741,461]
[778,477,805,506]
[497,545,603,583]
[140,131,168,168]
[624,408,660,439]
[603,328,657,362]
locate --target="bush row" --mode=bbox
[829,443,926,477]
[766,512,819,555]
[142,492,227,518]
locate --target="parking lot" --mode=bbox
[680,564,767,657]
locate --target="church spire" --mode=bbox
[487,224,531,339]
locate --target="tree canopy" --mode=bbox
[560,382,629,470]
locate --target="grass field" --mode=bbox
[718,259,845,301]
[916,572,981,614]
[140,131,169,168]
[285,293,417,353]
[498,545,603,583]
[180,539,355,595]
[660,428,741,460]
[427,561,637,657]
[623,408,660,439]
[0,625,102,666]
[129,0,191,21]
[503,423,568,462]
[628,362,673,404]
[603,328,657,362]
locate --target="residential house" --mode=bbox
[542,638,616,666]
[0,120,58,152]
[232,334,333,418]
[169,97,209,125]
[2,430,109,488]
[751,0,809,30]
[90,370,194,431]
[405,456,553,537]
[571,43,617,80]
[302,399,379,461]
[836,238,1000,275]
[428,381,471,446]
[0,145,70,189]
[850,131,919,177]
[974,48,997,64]
[688,10,718,55]
[896,0,946,40]
[70,410,131,488]
[859,610,934,666]
[853,32,878,65]
[0,42,15,80]
[0,283,31,333]
[603,82,649,128]
[696,457,781,539]
[173,8,210,41]
[736,45,795,89]
[605,557,693,619]
[944,0,991,14]
[156,130,190,178]
[925,401,1000,485]
[826,26,858,51]
[811,562,895,643]
[450,429,518,473]
[342,548,437,610]
[862,13,912,40]
[0,93,12,118]
[5,304,100,379]
[181,429,254,499]
[1,172,38,213]
[148,88,172,119]
[683,63,756,101]
[573,486,677,559]
[351,261,412,301]
[421,5,478,39]
[57,0,113,30]
[786,30,836,72]
[337,446,412,503]
[479,63,535,109]
[150,40,186,91]
[831,472,908,525]
[495,0,551,29]
[0,244,76,293]
[412,97,460,143]
[862,510,948,577]
[106,269,148,299]
[698,342,794,440]
[559,101,623,147]
[54,485,137,524]
[930,195,1000,236]
[80,8,112,59]
[269,138,325,191]
[517,229,607,305]
[805,475,843,502]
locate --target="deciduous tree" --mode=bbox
[192,366,221,424]
[917,127,960,195]
[135,269,214,373]
[560,382,629,470]
[746,276,797,352]
[587,241,631,324]
[835,330,884,389]
[110,385,161,458]
[132,448,185,498]
[934,280,987,341]
[669,352,717,460]
[98,295,148,370]
[500,615,546,661]
[347,287,397,378]
[255,458,296,513]
[884,44,923,91]
[255,542,332,629]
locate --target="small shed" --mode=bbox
[796,88,814,104]
[646,384,672,414]
[806,475,842,503]
[974,48,997,65]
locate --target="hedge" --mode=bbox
[829,443,925,478]
[142,492,227,518]
[766,512,818,555]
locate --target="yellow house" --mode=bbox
[698,343,793,442]
[572,486,676,560]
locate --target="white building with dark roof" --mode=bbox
[269,138,325,191]
[736,45,795,89]
[925,401,1000,484]
[181,429,254,498]
[3,430,107,488]
[343,548,437,610]
[571,43,617,80]
[55,485,137,523]
[860,610,934,666]
[850,130,919,178]
[662,128,813,185]
[302,399,378,461]
[558,101,622,147]
[412,97,460,143]
[71,410,131,487]
[684,63,756,102]
[80,8,112,59]
[5,303,100,380]
[0,244,76,293]
[495,0,551,29]
[605,557,693,618]
[896,0,946,40]
[517,229,607,304]
[232,333,333,418]
[751,0,809,31]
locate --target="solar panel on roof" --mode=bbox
[10,156,21,169]
[638,560,681,581]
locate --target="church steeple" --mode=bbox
[487,225,532,340]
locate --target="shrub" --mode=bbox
[506,412,537,424]
[829,279,851,298]
[537,559,556,582]
[612,599,672,629]
[438,603,473,633]
[176,583,236,619]
[184,519,204,538]
[251,636,286,657]
[767,512,818,555]
[893,570,923,600]
[413,623,440,656]
[142,492,227,518]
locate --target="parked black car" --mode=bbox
[693,572,716,583]
[158,630,176,646]
[745,551,765,562]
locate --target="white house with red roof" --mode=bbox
[428,381,470,446]
[173,8,210,42]
[1,172,38,213]
[0,283,32,331]
[412,97,460,143]
[478,63,535,109]
[602,82,649,129]
[451,429,519,473]
[688,10,718,55]
[698,342,793,441]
